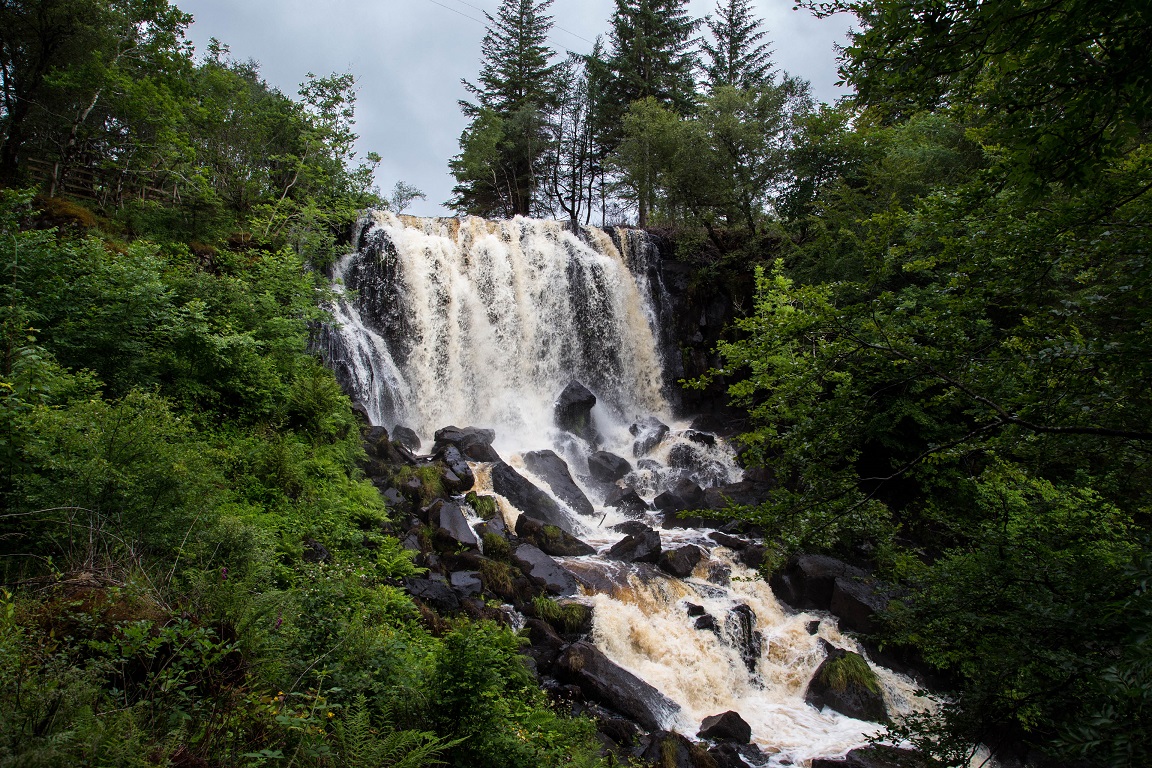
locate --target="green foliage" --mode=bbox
[818,651,880,695]
[531,596,592,635]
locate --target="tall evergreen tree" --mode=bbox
[449,0,558,218]
[605,0,699,116]
[700,0,774,90]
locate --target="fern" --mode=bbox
[334,694,457,768]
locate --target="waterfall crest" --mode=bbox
[325,212,669,456]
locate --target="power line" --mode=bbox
[421,0,487,26]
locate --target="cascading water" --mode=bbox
[323,211,931,766]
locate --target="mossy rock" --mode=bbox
[465,491,498,520]
[804,644,887,723]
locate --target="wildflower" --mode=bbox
[221,567,228,581]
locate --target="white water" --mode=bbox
[329,212,668,457]
[326,213,933,767]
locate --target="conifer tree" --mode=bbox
[605,0,699,118]
[701,0,774,91]
[449,0,558,218]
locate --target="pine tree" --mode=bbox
[700,0,774,91]
[605,0,699,117]
[449,0,558,217]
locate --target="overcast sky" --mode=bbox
[174,0,855,217]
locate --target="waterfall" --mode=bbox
[323,212,935,766]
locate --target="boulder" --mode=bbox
[701,480,773,510]
[640,731,715,768]
[429,499,479,548]
[435,446,475,494]
[697,711,752,744]
[685,602,706,617]
[557,641,680,733]
[523,450,595,516]
[658,545,704,578]
[830,574,889,635]
[604,486,648,515]
[612,521,652,537]
[707,532,767,570]
[515,514,595,557]
[709,743,751,768]
[588,451,632,483]
[630,417,670,457]
[554,381,598,442]
[392,425,422,453]
[351,401,371,426]
[727,605,762,672]
[606,528,661,564]
[405,577,461,614]
[433,425,500,462]
[490,461,575,535]
[661,506,716,530]
[684,429,717,447]
[449,570,482,597]
[695,614,719,633]
[513,543,579,596]
[811,746,926,768]
[805,643,888,723]
[303,538,331,563]
[770,555,887,634]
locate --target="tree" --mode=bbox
[803,0,1152,186]
[450,0,558,217]
[700,0,774,91]
[540,54,600,227]
[0,0,192,183]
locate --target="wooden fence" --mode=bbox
[24,157,181,208]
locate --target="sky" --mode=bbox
[174,0,856,217]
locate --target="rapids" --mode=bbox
[322,212,932,766]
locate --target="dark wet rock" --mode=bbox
[661,506,716,530]
[588,451,632,483]
[770,555,888,634]
[640,731,715,768]
[524,450,595,516]
[830,573,889,635]
[604,486,648,515]
[302,538,330,563]
[702,480,773,510]
[362,426,390,454]
[450,570,482,597]
[555,381,598,442]
[684,429,717,447]
[351,401,371,425]
[433,425,500,462]
[805,643,888,724]
[658,545,704,578]
[525,618,567,672]
[695,614,719,633]
[434,446,475,494]
[708,532,768,571]
[637,458,662,471]
[707,562,732,586]
[515,514,595,557]
[490,461,575,535]
[811,746,928,768]
[429,499,479,548]
[475,514,508,539]
[513,543,579,596]
[697,711,752,744]
[392,425,421,453]
[709,743,751,768]
[612,521,652,537]
[581,701,640,747]
[630,417,670,457]
[685,602,706,617]
[379,486,407,509]
[405,577,461,614]
[655,477,705,513]
[606,528,661,564]
[807,620,822,635]
[727,605,762,672]
[558,642,680,733]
